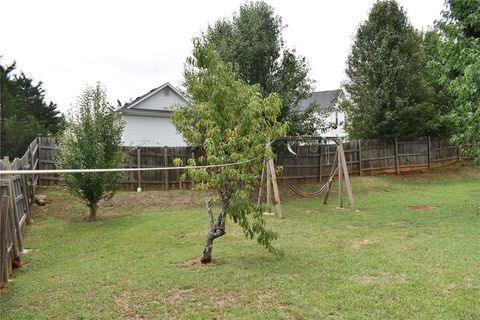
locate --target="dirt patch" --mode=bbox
[168,288,195,304]
[216,291,240,308]
[302,210,319,215]
[353,272,407,286]
[182,257,205,267]
[407,205,436,211]
[114,292,146,320]
[252,290,276,307]
[166,287,239,308]
[180,257,226,269]
[351,239,374,249]
[103,189,214,211]
[31,185,215,221]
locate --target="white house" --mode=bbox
[118,83,188,147]
[296,89,347,138]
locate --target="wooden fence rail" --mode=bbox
[32,135,467,188]
[275,136,464,183]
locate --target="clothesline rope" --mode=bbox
[0,159,254,176]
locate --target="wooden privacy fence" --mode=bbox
[275,136,463,182]
[35,135,466,188]
[0,138,39,288]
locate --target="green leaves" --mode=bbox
[202,1,315,135]
[343,0,447,139]
[173,40,287,253]
[436,0,480,163]
[0,59,64,157]
[56,83,125,216]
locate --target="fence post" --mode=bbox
[358,139,363,176]
[427,136,432,170]
[191,152,195,189]
[136,148,142,192]
[394,138,400,174]
[37,135,42,185]
[3,156,22,257]
[164,146,169,190]
[318,140,322,182]
[0,194,9,287]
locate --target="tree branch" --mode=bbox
[205,199,214,228]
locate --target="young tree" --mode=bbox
[173,39,288,263]
[0,58,64,157]
[203,1,317,136]
[343,0,440,139]
[436,0,480,162]
[56,83,125,221]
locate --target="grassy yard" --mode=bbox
[1,164,479,319]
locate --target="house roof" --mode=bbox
[296,89,343,112]
[117,82,188,114]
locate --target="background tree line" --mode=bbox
[342,0,478,162]
[0,59,64,157]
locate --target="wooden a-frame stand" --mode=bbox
[257,138,356,216]
[257,157,283,218]
[323,139,356,211]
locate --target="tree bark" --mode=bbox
[88,202,97,222]
[200,199,226,264]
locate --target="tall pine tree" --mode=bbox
[202,1,318,135]
[0,58,64,157]
[343,0,441,139]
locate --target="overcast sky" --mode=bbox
[1,0,445,113]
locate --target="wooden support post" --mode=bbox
[191,152,195,189]
[29,145,34,200]
[394,138,400,174]
[164,146,168,190]
[358,139,363,177]
[266,163,272,213]
[338,149,343,208]
[37,135,42,185]
[318,140,323,182]
[323,149,338,205]
[257,163,266,205]
[338,141,356,210]
[267,159,282,219]
[427,136,432,170]
[137,148,142,192]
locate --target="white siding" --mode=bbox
[132,86,188,111]
[122,114,186,147]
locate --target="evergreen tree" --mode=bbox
[0,58,64,157]
[203,1,317,135]
[343,0,441,139]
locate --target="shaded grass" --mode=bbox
[1,164,479,319]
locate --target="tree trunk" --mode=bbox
[200,200,226,264]
[88,202,97,222]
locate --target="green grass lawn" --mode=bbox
[1,164,479,319]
